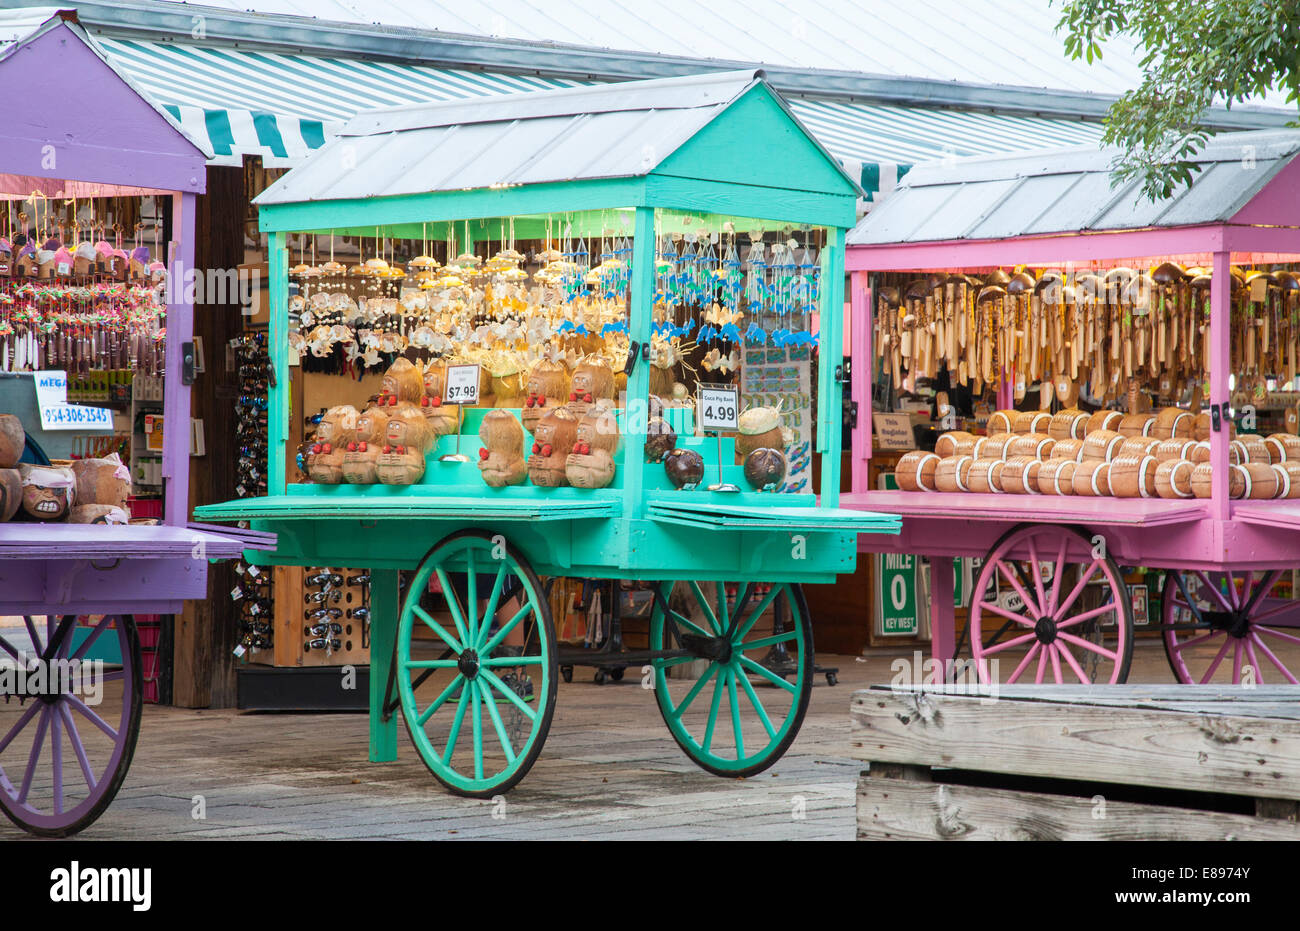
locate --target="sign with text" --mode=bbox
[34,369,113,431]
[444,364,481,405]
[873,412,914,450]
[34,370,68,407]
[40,404,114,431]
[697,386,739,432]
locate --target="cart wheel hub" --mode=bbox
[1201,609,1241,635]
[1034,616,1058,644]
[457,649,481,679]
[680,632,732,663]
[6,660,61,705]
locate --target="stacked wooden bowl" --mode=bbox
[894,407,1299,499]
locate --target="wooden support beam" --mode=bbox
[173,164,247,708]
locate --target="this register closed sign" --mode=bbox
[873,413,913,450]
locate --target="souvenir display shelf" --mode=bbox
[0,15,270,838]
[196,71,900,796]
[845,134,1300,690]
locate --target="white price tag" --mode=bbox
[38,404,113,431]
[697,386,739,432]
[444,364,481,405]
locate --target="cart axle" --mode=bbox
[679,633,733,663]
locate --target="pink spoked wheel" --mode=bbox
[0,614,141,837]
[1162,570,1300,684]
[967,524,1133,684]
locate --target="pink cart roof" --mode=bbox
[847,128,1300,269]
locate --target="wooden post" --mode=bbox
[368,568,399,763]
[162,191,195,527]
[929,556,955,682]
[174,165,246,708]
[1210,250,1230,521]
[624,206,654,520]
[819,226,845,508]
[850,269,871,494]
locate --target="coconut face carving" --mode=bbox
[565,359,614,417]
[341,406,390,484]
[478,410,527,487]
[19,465,75,521]
[566,410,619,489]
[528,409,579,487]
[308,405,359,484]
[523,361,569,432]
[376,408,430,485]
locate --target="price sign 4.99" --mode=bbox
[697,386,739,432]
[443,364,481,405]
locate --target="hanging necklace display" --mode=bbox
[0,197,166,377]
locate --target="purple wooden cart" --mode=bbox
[844,135,1300,687]
[0,14,268,836]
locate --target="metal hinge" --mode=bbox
[843,400,859,430]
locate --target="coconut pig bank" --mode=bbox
[196,71,900,796]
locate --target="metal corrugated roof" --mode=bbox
[140,0,1156,97]
[848,129,1300,244]
[255,70,767,204]
[84,34,1105,192]
[0,5,69,47]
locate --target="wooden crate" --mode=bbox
[851,684,1300,841]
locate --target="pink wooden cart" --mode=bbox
[844,133,1300,686]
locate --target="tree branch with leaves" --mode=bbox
[1057,0,1300,200]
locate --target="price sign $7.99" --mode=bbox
[697,386,739,432]
[443,364,481,405]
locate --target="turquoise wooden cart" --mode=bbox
[196,71,900,796]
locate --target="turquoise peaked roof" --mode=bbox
[255,70,862,230]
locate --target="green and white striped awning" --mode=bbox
[93,36,1105,196]
[96,36,582,166]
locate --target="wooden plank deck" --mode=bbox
[0,640,1260,840]
[1,653,880,841]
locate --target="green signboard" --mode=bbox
[878,551,919,635]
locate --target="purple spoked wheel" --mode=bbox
[968,524,1133,685]
[1162,570,1300,685]
[0,614,141,837]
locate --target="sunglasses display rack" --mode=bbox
[233,333,274,656]
[231,560,273,656]
[248,565,371,669]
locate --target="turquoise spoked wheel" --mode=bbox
[396,530,557,797]
[649,581,813,777]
